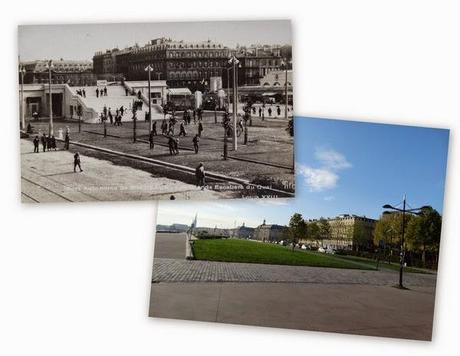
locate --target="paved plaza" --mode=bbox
[149,233,437,340]
[21,140,224,202]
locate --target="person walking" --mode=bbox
[179,122,187,137]
[198,122,203,137]
[33,136,39,153]
[268,107,272,117]
[50,135,57,151]
[82,89,86,98]
[277,105,281,116]
[46,134,52,151]
[168,136,175,155]
[125,87,129,96]
[152,121,157,136]
[192,134,200,154]
[96,88,99,98]
[64,132,70,150]
[108,109,113,125]
[73,152,83,172]
[195,162,205,189]
[258,107,262,117]
[103,87,107,96]
[149,130,154,150]
[41,134,47,152]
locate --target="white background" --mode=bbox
[1,1,459,355]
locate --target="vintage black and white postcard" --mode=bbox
[18,20,294,202]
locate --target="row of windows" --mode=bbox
[168,70,221,80]
[167,61,225,69]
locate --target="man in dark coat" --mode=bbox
[64,132,70,150]
[198,122,203,137]
[74,152,83,172]
[192,134,200,154]
[33,136,39,153]
[149,131,154,150]
[195,162,205,189]
[152,121,157,136]
[179,122,187,137]
[41,134,47,152]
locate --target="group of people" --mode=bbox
[75,89,86,97]
[100,105,126,126]
[95,87,108,98]
[31,130,83,173]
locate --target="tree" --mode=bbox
[318,218,331,247]
[287,213,307,251]
[405,206,442,267]
[308,221,321,247]
[374,212,412,262]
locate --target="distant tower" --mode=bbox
[263,219,266,225]
[242,222,245,227]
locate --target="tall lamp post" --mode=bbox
[280,60,289,120]
[382,195,426,289]
[19,65,26,131]
[228,55,240,151]
[145,64,153,134]
[45,60,54,135]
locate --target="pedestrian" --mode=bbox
[33,136,39,153]
[120,106,124,116]
[252,106,256,115]
[168,136,175,155]
[96,88,99,98]
[108,109,113,125]
[137,90,142,99]
[41,134,47,152]
[198,122,203,137]
[179,122,187,137]
[258,107,262,117]
[46,135,52,151]
[103,106,107,118]
[277,105,281,116]
[152,121,157,136]
[73,152,83,172]
[103,87,107,96]
[64,132,70,150]
[161,119,168,135]
[195,162,205,189]
[193,109,196,124]
[192,134,200,154]
[268,107,272,117]
[82,89,86,98]
[50,135,57,151]
[173,138,179,155]
[149,130,154,150]
[125,87,129,96]
[145,111,149,122]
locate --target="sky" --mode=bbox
[157,117,450,229]
[18,20,291,61]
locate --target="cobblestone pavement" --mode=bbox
[152,258,437,287]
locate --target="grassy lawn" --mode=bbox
[192,239,373,270]
[331,254,433,274]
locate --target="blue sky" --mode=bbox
[157,117,449,228]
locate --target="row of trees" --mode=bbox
[285,206,442,269]
[373,206,442,268]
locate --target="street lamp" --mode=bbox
[382,195,425,289]
[145,64,153,134]
[45,60,54,135]
[228,55,240,151]
[280,60,289,121]
[19,65,26,131]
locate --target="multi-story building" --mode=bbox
[253,219,287,242]
[92,39,287,91]
[304,214,376,250]
[20,59,96,86]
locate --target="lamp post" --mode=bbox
[45,60,54,135]
[132,99,137,143]
[145,64,153,134]
[280,60,289,120]
[19,65,26,131]
[228,55,240,151]
[382,195,426,289]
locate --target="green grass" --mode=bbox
[192,239,374,270]
[332,254,433,274]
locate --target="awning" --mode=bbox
[167,88,192,96]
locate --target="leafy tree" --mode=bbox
[405,206,442,267]
[318,217,331,247]
[287,213,307,251]
[308,221,321,247]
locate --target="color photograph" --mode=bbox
[149,117,449,341]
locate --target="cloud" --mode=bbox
[297,148,352,192]
[297,164,339,192]
[315,148,352,170]
[323,196,335,201]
